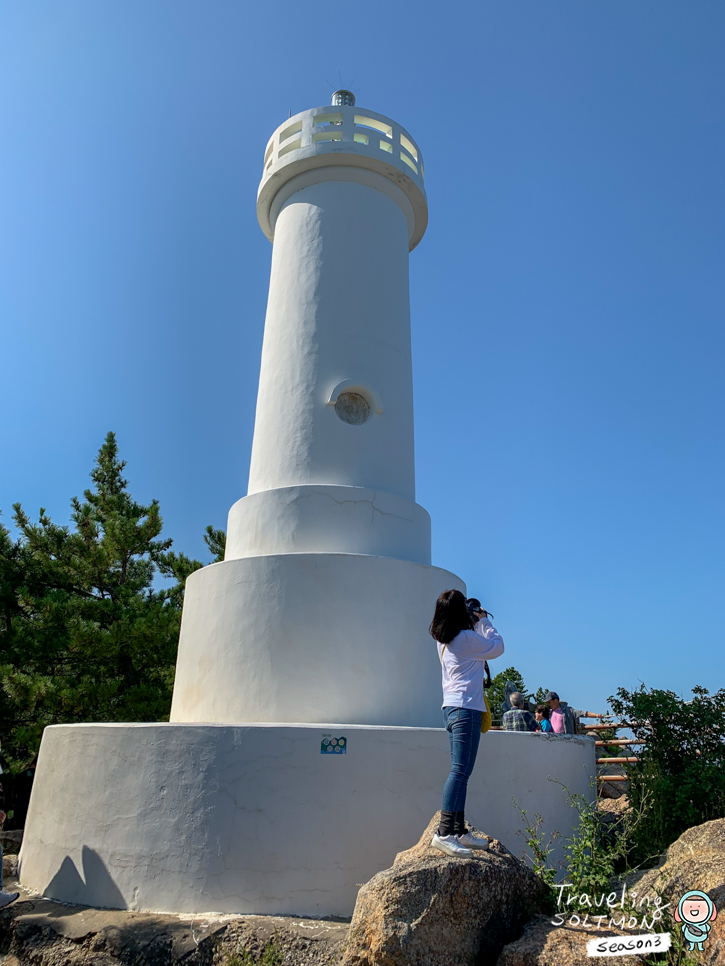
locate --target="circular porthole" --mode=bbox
[335,391,372,425]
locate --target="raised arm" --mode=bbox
[466,618,505,661]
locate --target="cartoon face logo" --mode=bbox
[682,898,709,922]
[675,890,717,952]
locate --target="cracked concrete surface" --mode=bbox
[224,485,431,564]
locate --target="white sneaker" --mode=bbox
[431,833,473,858]
[0,891,20,908]
[457,830,490,850]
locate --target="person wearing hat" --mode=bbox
[544,691,579,735]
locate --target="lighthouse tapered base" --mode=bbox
[170,553,465,728]
[19,722,595,917]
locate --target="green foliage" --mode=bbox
[0,432,223,771]
[516,778,645,914]
[609,684,725,865]
[516,684,724,966]
[556,779,639,907]
[517,773,702,966]
[224,954,252,966]
[488,666,525,721]
[653,906,703,966]
[595,722,621,758]
[488,666,547,722]
[203,525,226,563]
[223,938,282,966]
[512,800,559,909]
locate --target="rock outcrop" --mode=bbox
[597,762,628,799]
[497,914,650,966]
[597,795,630,820]
[3,852,19,881]
[341,812,547,966]
[625,817,725,966]
[7,816,722,965]
[0,875,348,965]
[597,795,631,849]
[498,817,725,966]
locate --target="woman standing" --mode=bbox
[429,589,504,857]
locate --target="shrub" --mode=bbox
[516,778,646,914]
[609,684,725,865]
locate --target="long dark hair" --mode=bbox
[429,589,474,644]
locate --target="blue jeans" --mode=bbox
[441,706,482,813]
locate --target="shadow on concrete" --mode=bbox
[44,845,127,910]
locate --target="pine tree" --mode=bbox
[488,666,548,721]
[488,666,526,721]
[0,432,223,770]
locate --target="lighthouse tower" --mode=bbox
[170,92,462,728]
[19,93,595,921]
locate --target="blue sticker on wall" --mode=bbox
[321,735,347,754]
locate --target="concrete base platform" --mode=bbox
[20,722,595,918]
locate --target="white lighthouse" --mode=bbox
[19,93,595,920]
[170,91,462,729]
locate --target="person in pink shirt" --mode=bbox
[544,691,578,734]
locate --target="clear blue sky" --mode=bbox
[2,1,723,715]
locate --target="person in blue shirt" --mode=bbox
[535,704,554,732]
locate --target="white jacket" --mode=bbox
[437,618,505,711]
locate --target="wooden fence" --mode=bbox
[489,709,643,786]
[580,715,643,785]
